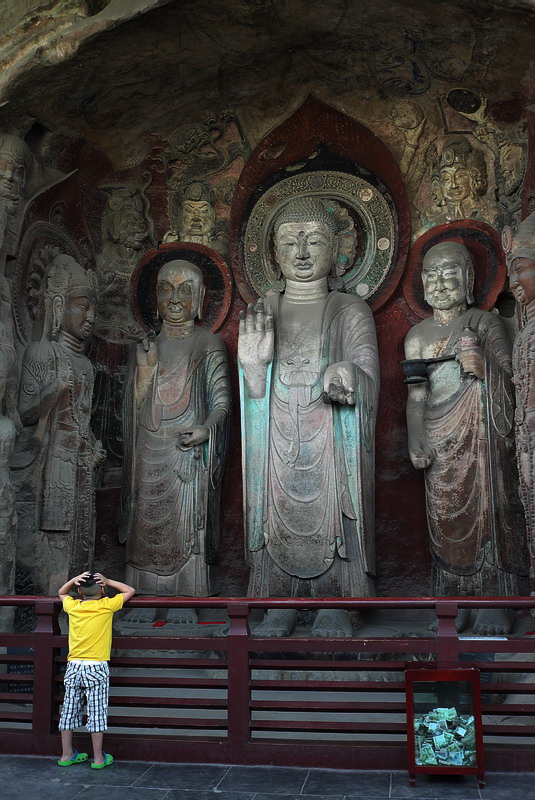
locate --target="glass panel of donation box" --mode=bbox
[405,669,485,788]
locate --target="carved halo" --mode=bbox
[403,220,506,319]
[11,220,84,347]
[130,242,233,334]
[242,171,396,301]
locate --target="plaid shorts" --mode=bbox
[58,660,110,733]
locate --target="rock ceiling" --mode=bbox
[0,0,534,168]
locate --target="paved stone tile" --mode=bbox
[133,762,229,789]
[389,772,480,798]
[303,769,390,797]
[74,787,169,800]
[166,792,255,800]
[3,779,87,800]
[479,771,535,799]
[255,795,345,800]
[217,765,308,793]
[0,754,152,786]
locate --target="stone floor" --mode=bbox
[0,755,532,800]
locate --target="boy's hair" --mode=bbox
[78,573,101,598]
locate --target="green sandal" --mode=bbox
[91,752,114,769]
[57,749,88,767]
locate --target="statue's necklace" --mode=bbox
[161,320,195,339]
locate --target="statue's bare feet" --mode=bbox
[122,607,156,624]
[253,609,297,637]
[165,608,198,626]
[428,608,471,634]
[312,609,352,638]
[472,608,514,636]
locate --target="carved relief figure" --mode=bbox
[14,255,105,593]
[506,212,535,585]
[421,138,500,229]
[163,179,230,256]
[95,185,153,342]
[239,197,379,638]
[447,94,527,226]
[404,242,527,633]
[122,260,230,620]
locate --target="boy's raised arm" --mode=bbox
[58,572,91,601]
[94,573,135,602]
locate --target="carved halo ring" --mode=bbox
[242,170,397,302]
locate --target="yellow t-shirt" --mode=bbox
[63,594,124,661]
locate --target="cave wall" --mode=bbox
[2,0,535,597]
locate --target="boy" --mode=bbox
[57,571,135,769]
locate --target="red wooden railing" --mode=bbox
[0,596,535,771]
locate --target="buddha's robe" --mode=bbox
[241,291,379,597]
[123,328,230,597]
[422,309,527,593]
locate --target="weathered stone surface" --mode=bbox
[505,211,535,587]
[404,241,528,634]
[122,259,231,618]
[12,254,104,594]
[239,196,379,637]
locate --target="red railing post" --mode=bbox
[435,600,460,665]
[32,599,60,745]
[226,603,250,750]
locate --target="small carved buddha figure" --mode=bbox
[239,196,379,638]
[15,254,105,593]
[507,211,535,586]
[122,260,230,624]
[404,241,527,634]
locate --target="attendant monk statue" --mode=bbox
[122,260,231,623]
[404,241,528,634]
[239,196,379,638]
[15,254,105,594]
[506,211,535,586]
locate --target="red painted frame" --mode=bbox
[405,667,485,788]
[0,596,534,771]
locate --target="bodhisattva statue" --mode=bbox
[239,197,379,638]
[14,255,105,593]
[122,260,230,623]
[404,241,528,634]
[506,211,535,585]
[0,321,16,610]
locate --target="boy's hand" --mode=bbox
[73,571,91,586]
[93,572,108,587]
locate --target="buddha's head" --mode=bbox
[156,260,205,324]
[273,197,338,284]
[436,138,487,206]
[422,241,474,312]
[45,254,98,342]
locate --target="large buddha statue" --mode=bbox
[122,260,231,622]
[14,254,105,593]
[239,196,379,638]
[404,241,528,634]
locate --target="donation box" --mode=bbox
[405,668,485,788]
